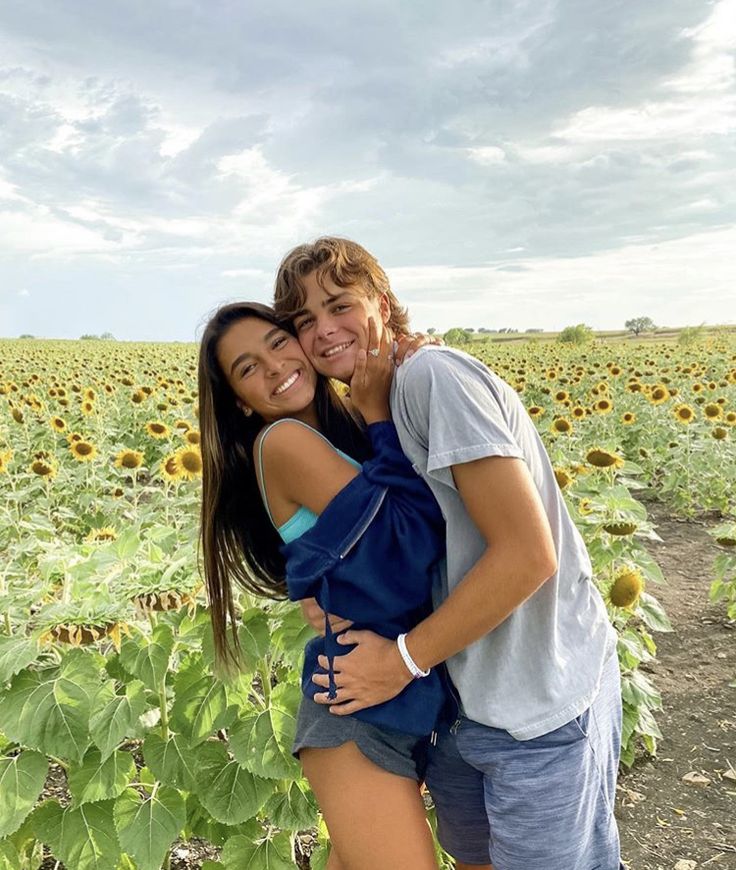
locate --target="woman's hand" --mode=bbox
[349,316,393,424]
[394,332,443,366]
[300,597,353,635]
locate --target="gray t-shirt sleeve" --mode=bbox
[399,349,525,488]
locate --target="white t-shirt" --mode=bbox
[391,345,616,740]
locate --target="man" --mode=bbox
[274,237,623,870]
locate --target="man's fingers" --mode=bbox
[328,700,366,716]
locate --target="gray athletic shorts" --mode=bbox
[293,696,427,781]
[425,653,624,869]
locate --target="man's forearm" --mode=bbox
[405,545,555,672]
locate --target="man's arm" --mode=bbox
[312,453,558,713]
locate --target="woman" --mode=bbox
[198,301,447,870]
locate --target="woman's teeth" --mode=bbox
[273,371,300,396]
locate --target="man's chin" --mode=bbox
[311,355,356,384]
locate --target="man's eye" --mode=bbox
[296,318,313,330]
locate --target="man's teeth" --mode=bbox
[324,342,353,358]
[274,371,299,395]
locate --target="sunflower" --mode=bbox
[86,527,117,543]
[554,468,573,489]
[602,521,638,536]
[184,430,201,446]
[703,402,722,421]
[70,440,97,462]
[114,449,144,469]
[11,407,24,423]
[553,390,569,404]
[551,417,573,435]
[131,390,146,404]
[648,384,669,405]
[83,388,96,401]
[712,427,728,441]
[571,406,586,419]
[174,419,192,431]
[586,448,624,469]
[174,447,203,480]
[49,416,67,433]
[621,412,636,425]
[673,404,696,424]
[145,421,170,439]
[593,398,613,415]
[527,406,545,419]
[0,450,12,474]
[30,459,57,478]
[725,411,736,426]
[67,432,83,444]
[160,453,183,482]
[608,568,644,609]
[80,400,95,416]
[626,381,642,394]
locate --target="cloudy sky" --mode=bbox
[1,0,735,340]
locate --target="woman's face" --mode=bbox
[216,317,318,423]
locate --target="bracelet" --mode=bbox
[397,633,430,679]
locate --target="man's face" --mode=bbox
[292,270,389,383]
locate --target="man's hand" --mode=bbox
[300,598,353,636]
[312,630,413,714]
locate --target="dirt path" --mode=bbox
[618,503,736,869]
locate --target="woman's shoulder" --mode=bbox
[256,419,335,466]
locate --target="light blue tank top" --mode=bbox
[256,419,361,544]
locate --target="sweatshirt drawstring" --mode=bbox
[321,578,338,700]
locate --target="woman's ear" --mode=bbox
[237,400,253,417]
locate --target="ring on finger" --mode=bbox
[369,348,380,357]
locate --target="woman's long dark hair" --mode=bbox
[198,301,370,671]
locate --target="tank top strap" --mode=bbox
[256,418,337,528]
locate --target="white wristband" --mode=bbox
[397,633,430,679]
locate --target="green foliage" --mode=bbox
[557,323,594,344]
[442,327,471,346]
[678,324,705,346]
[0,752,48,838]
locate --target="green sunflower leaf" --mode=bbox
[229,682,300,780]
[33,799,121,870]
[193,741,272,825]
[0,750,48,837]
[68,747,135,806]
[114,786,186,870]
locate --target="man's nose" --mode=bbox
[315,312,337,339]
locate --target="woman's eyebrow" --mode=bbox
[228,327,282,374]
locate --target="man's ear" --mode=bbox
[378,293,391,325]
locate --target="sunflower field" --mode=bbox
[0,334,735,869]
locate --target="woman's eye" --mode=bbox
[240,364,255,378]
[273,336,287,349]
[333,304,349,313]
[296,318,313,330]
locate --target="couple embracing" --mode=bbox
[198,237,623,870]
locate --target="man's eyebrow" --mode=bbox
[292,293,345,320]
[229,326,282,374]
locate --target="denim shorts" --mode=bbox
[293,696,429,781]
[425,653,624,870]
